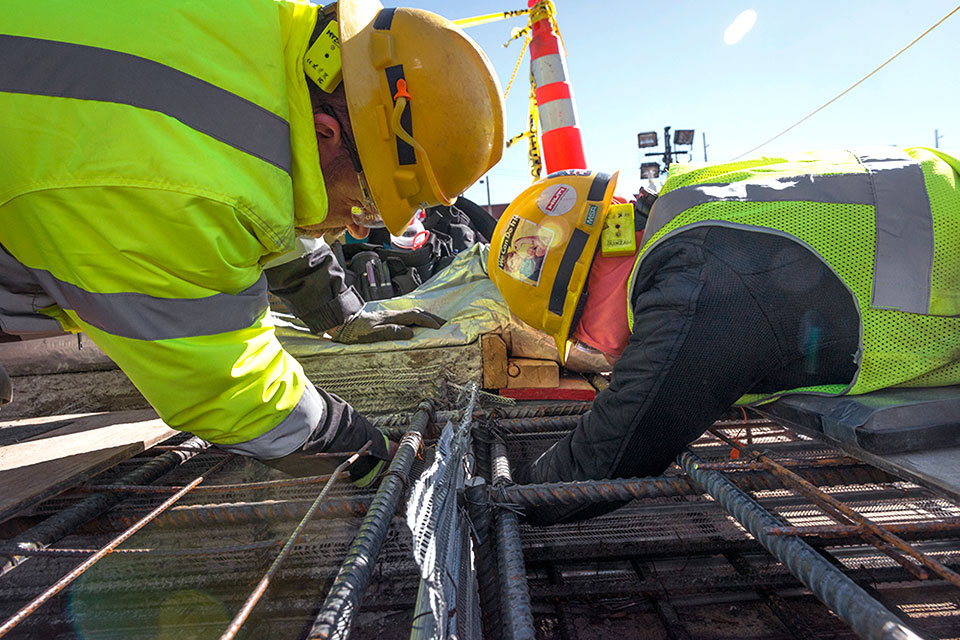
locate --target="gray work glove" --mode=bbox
[330,308,446,344]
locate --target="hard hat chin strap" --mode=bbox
[390,79,455,207]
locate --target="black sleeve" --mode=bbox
[450,196,496,242]
[518,230,783,525]
[264,242,364,334]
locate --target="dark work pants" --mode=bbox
[520,227,860,524]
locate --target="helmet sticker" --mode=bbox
[537,183,578,217]
[497,216,554,286]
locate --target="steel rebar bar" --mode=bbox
[765,519,960,539]
[369,402,594,429]
[462,477,502,640]
[308,401,432,640]
[84,495,373,533]
[219,442,371,640]
[679,450,923,640]
[0,437,208,577]
[496,415,581,433]
[74,471,344,494]
[496,402,593,418]
[0,454,231,638]
[695,455,861,471]
[501,465,893,508]
[491,440,536,640]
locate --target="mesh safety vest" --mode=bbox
[0,0,332,457]
[627,147,960,402]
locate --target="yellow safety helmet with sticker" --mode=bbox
[488,170,621,364]
[335,0,506,236]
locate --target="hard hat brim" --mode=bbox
[337,0,383,43]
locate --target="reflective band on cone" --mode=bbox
[528,0,586,173]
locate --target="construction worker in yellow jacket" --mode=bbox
[0,0,505,484]
[489,147,960,523]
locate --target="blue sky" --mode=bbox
[403,1,959,206]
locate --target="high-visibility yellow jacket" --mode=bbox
[628,147,960,402]
[0,0,334,457]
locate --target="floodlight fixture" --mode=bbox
[674,129,695,146]
[637,131,659,148]
[640,162,661,179]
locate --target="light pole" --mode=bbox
[702,131,709,162]
[637,127,696,177]
[479,177,492,214]
[935,129,945,149]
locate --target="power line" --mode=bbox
[733,4,960,160]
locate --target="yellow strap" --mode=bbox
[390,92,455,205]
[503,31,530,98]
[526,78,542,181]
[452,8,529,29]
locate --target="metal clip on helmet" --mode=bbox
[488,170,619,364]
[338,0,506,236]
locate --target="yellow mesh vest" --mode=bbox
[627,148,960,404]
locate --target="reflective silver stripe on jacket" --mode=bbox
[0,34,292,173]
[642,148,933,314]
[0,246,63,336]
[216,383,324,459]
[856,149,933,314]
[0,245,269,340]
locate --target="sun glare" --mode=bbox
[724,9,757,45]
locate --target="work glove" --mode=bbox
[259,388,396,488]
[330,308,445,344]
[265,433,396,488]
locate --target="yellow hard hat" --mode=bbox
[488,170,619,364]
[338,0,506,236]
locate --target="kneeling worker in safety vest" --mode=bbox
[0,0,505,485]
[489,148,960,524]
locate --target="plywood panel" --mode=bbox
[0,410,176,523]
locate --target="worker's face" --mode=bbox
[295,112,377,240]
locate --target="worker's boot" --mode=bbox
[0,362,12,407]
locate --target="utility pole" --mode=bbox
[480,177,492,214]
[935,129,945,149]
[702,131,709,162]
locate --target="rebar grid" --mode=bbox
[3,406,960,638]
[680,450,924,640]
[219,441,371,640]
[487,412,960,638]
[712,427,960,589]
[0,437,209,577]
[0,454,232,637]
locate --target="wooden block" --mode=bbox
[507,324,559,361]
[499,376,597,401]
[506,358,560,389]
[481,334,508,390]
[0,410,176,523]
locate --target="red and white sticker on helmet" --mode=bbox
[497,216,554,286]
[537,183,577,217]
